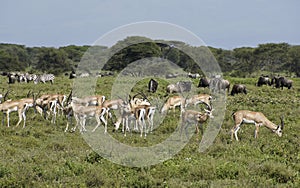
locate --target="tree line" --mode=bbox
[0,37,299,77]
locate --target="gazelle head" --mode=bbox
[273,116,284,137]
[130,92,151,107]
[204,108,214,118]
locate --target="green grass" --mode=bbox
[0,75,299,187]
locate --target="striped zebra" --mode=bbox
[34,74,55,84]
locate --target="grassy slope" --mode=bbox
[0,75,299,187]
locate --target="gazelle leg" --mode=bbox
[199,123,204,135]
[114,116,122,130]
[184,123,190,139]
[234,126,240,141]
[254,123,259,138]
[22,110,26,128]
[65,121,69,132]
[7,112,10,127]
[80,117,87,133]
[2,113,5,126]
[16,110,23,127]
[92,116,101,132]
[122,117,125,133]
[100,115,107,133]
[195,123,199,134]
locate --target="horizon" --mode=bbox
[0,40,297,50]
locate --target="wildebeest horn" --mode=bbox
[280,116,284,130]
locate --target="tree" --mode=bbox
[287,45,300,77]
[35,47,71,75]
[0,44,29,72]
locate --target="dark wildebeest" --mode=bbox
[272,76,293,89]
[16,73,26,83]
[69,70,77,79]
[257,75,271,86]
[166,81,192,94]
[198,77,210,88]
[148,79,158,93]
[7,73,16,84]
[231,84,247,96]
[210,78,230,93]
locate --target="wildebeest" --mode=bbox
[257,75,271,86]
[272,76,293,89]
[16,73,27,83]
[210,77,230,93]
[148,79,158,93]
[231,84,247,96]
[69,71,77,79]
[166,81,192,93]
[7,73,17,84]
[198,77,210,88]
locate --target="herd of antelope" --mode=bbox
[0,87,214,139]
[0,74,291,141]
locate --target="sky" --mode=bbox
[1,0,299,49]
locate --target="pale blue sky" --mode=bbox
[1,0,299,49]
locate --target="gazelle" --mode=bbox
[67,101,108,133]
[180,108,213,138]
[0,97,35,128]
[128,93,154,133]
[101,98,125,129]
[63,93,107,132]
[128,104,156,136]
[118,94,156,137]
[35,95,59,123]
[185,94,212,110]
[111,93,150,131]
[231,110,284,141]
[120,102,147,137]
[161,95,184,114]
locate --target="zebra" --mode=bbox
[34,74,55,84]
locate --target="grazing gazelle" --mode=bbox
[0,97,35,128]
[180,108,213,139]
[185,94,212,110]
[231,110,284,141]
[69,100,108,133]
[161,95,184,114]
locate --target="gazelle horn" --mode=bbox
[280,116,284,130]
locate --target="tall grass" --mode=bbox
[0,75,299,187]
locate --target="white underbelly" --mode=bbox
[242,118,256,124]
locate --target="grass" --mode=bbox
[0,74,299,187]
